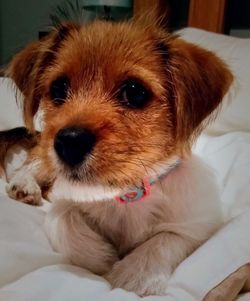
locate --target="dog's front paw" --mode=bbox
[6,174,42,205]
[105,259,169,296]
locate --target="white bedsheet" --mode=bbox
[0,131,250,301]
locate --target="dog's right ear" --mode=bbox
[6,23,79,132]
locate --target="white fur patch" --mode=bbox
[6,159,42,205]
[49,176,121,203]
[4,146,28,181]
[34,108,45,131]
[6,171,41,205]
[146,155,180,178]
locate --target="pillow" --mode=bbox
[180,28,250,135]
[0,77,23,130]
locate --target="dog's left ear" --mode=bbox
[168,38,233,147]
[6,23,79,132]
[6,40,43,131]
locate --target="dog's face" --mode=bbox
[8,20,232,189]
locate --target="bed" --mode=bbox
[0,28,250,301]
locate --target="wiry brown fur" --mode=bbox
[5,18,233,296]
[6,20,232,187]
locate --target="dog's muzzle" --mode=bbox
[54,126,96,167]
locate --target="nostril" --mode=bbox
[54,127,96,167]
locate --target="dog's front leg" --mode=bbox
[6,155,43,205]
[45,200,119,275]
[105,231,197,296]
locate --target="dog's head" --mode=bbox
[7,20,232,191]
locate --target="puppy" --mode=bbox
[5,18,233,296]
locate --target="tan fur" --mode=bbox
[5,19,233,295]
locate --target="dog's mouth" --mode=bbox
[49,126,127,202]
[51,125,172,189]
[59,161,97,185]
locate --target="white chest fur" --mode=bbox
[45,154,223,264]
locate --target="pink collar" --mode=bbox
[115,160,181,204]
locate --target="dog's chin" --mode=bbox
[50,160,121,202]
[54,159,94,184]
[63,168,92,184]
[49,174,122,203]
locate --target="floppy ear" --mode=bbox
[169,38,233,148]
[6,40,43,131]
[6,23,79,132]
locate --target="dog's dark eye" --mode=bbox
[118,80,151,109]
[50,76,70,105]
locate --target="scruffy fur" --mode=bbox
[5,18,232,296]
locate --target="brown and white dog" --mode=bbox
[4,17,232,296]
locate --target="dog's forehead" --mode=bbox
[83,21,157,51]
[59,21,165,66]
[48,21,170,88]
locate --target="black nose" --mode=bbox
[54,127,96,167]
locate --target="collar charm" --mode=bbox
[115,179,150,204]
[115,159,181,204]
